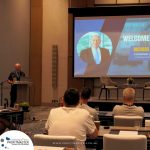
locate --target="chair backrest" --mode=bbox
[33,134,77,149]
[114,115,143,127]
[103,134,147,150]
[100,76,116,86]
[145,82,150,87]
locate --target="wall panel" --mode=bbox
[30,0,42,105]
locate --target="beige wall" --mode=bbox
[42,0,68,103]
[0,0,30,79]
[0,0,30,105]
[30,0,43,105]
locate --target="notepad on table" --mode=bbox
[119,130,138,135]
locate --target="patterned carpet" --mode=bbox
[21,106,51,140]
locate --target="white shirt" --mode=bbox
[91,47,101,64]
[45,107,96,150]
[112,104,144,117]
[78,103,99,121]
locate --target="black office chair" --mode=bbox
[99,76,118,100]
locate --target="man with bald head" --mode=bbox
[8,63,25,107]
[112,87,144,117]
[80,34,111,76]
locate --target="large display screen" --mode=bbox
[74,15,150,77]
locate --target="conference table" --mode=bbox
[86,111,150,149]
[86,126,150,150]
[0,108,24,130]
[99,111,150,126]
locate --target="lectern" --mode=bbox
[14,81,32,103]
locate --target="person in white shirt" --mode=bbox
[45,88,98,150]
[113,87,144,117]
[79,87,99,121]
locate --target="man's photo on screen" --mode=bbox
[77,32,112,76]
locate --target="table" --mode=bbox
[99,111,150,126]
[110,126,150,149]
[86,126,150,150]
[0,109,24,130]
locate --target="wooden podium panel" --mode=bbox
[14,81,32,103]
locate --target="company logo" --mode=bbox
[0,130,34,150]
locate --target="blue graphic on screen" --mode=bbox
[108,18,150,76]
[74,19,112,76]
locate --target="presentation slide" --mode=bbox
[74,16,150,77]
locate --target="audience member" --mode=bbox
[45,88,98,150]
[112,87,144,117]
[79,87,99,121]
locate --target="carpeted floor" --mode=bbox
[21,106,51,140]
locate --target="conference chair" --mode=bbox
[33,134,77,149]
[114,115,143,127]
[99,76,118,100]
[103,134,147,150]
[143,82,150,100]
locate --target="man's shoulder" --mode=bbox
[50,107,62,112]
[20,71,25,76]
[86,105,97,113]
[113,105,122,109]
[51,106,89,114]
[81,104,96,112]
[80,48,91,54]
[77,106,90,113]
[8,71,16,77]
[133,105,144,111]
[9,71,15,74]
[100,47,110,55]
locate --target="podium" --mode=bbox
[14,81,32,103]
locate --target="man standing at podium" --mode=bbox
[7,63,25,107]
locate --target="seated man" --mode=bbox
[45,88,98,150]
[79,87,99,121]
[112,87,144,117]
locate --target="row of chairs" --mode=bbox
[103,134,147,150]
[114,115,143,127]
[33,116,145,150]
[34,134,77,149]
[104,115,146,150]
[99,76,150,100]
[34,133,147,150]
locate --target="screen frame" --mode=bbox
[69,4,150,78]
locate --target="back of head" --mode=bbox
[123,88,135,104]
[64,88,80,107]
[80,87,91,100]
